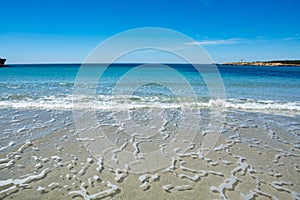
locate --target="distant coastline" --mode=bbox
[0,58,6,66]
[223,60,300,66]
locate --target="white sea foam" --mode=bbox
[0,95,299,114]
[0,141,15,152]
[207,99,300,112]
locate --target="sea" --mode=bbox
[0,63,300,199]
[1,63,300,111]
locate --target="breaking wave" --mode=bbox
[0,95,299,115]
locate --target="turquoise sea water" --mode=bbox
[1,64,300,113]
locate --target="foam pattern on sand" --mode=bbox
[0,108,299,199]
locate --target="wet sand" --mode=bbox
[0,108,300,199]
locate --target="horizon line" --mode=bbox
[5,62,221,65]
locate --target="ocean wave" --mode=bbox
[205,99,300,112]
[0,95,299,114]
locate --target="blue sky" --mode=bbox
[1,0,300,63]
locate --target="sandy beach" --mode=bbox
[0,107,299,200]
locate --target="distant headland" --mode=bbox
[223,60,300,66]
[0,58,6,66]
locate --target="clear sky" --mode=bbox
[1,0,300,64]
